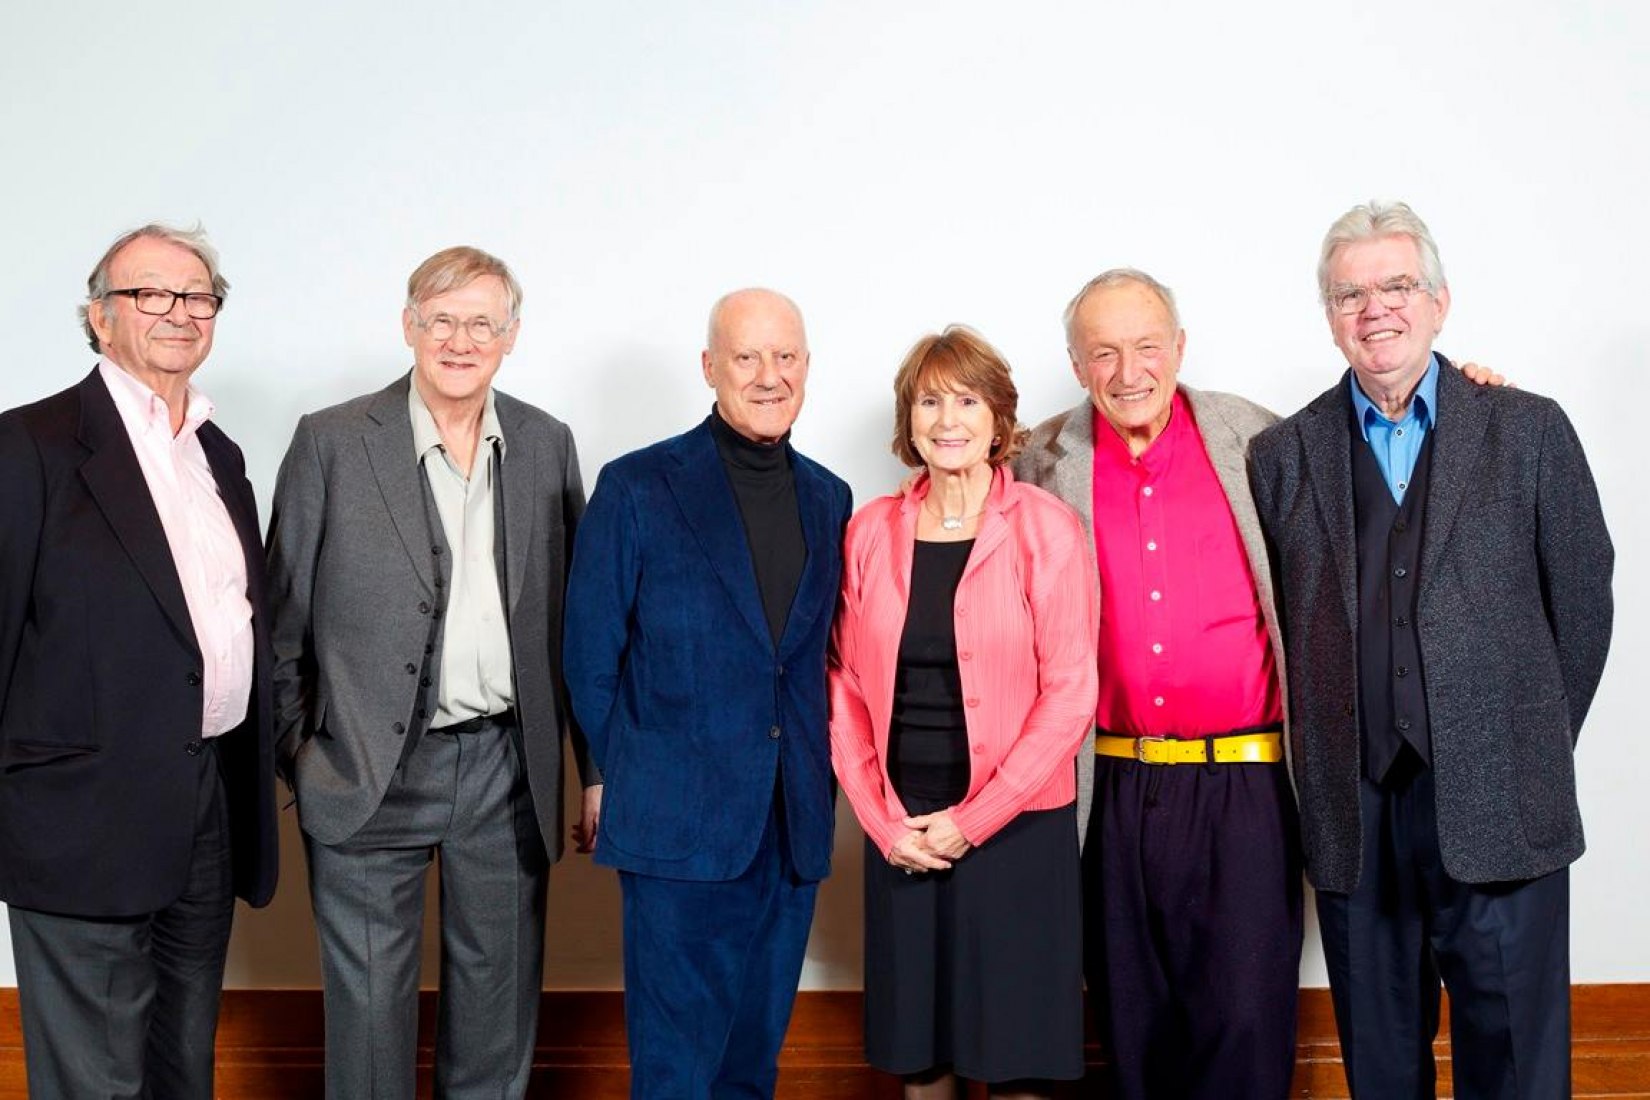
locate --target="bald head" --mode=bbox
[701,288,810,444]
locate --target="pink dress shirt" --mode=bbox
[830,467,1100,855]
[1090,393,1281,738]
[99,360,253,737]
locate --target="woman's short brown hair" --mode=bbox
[891,325,1026,469]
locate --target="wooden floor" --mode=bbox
[1,985,1646,1097]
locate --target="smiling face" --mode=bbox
[910,382,995,479]
[402,274,517,412]
[1067,280,1185,455]
[88,236,217,389]
[702,289,809,444]
[1325,235,1449,400]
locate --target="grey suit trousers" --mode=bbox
[8,751,233,1100]
[305,717,548,1099]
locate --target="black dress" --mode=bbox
[862,539,1084,1084]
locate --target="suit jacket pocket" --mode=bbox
[1,739,100,773]
[600,723,705,860]
[1514,696,1580,852]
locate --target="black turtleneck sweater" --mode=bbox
[708,407,806,647]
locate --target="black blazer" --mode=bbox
[0,369,278,916]
[1249,359,1613,891]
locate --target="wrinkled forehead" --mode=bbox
[110,237,211,288]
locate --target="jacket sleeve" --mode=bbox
[562,465,640,774]
[554,426,600,787]
[828,516,906,858]
[951,506,1100,846]
[1534,401,1613,738]
[264,414,328,786]
[0,413,44,725]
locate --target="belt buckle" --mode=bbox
[1135,736,1169,764]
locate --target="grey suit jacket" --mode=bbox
[1248,360,1614,891]
[1013,385,1286,848]
[266,374,591,855]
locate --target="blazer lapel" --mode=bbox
[361,378,438,596]
[664,425,772,647]
[74,372,198,655]
[199,423,266,611]
[1418,356,1491,587]
[495,400,536,613]
[777,456,840,659]
[1048,401,1098,541]
[1299,376,1359,631]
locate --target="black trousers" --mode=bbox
[8,749,233,1100]
[1083,754,1304,1100]
[1317,762,1571,1099]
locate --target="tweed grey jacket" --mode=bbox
[1248,360,1614,891]
[1013,385,1287,850]
[266,374,593,857]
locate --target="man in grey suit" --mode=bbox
[1249,200,1613,1098]
[267,246,599,1099]
[1013,269,1301,1099]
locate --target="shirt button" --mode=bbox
[1395,428,1405,437]
[1146,540,1158,551]
[1151,643,1163,655]
[1150,590,1161,601]
[420,676,431,687]
[1142,486,1154,497]
[1397,481,1408,491]
[768,726,781,740]
[1153,696,1165,707]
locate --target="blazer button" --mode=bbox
[393,721,406,736]
[418,601,431,614]
[769,726,781,740]
[420,676,431,687]
[186,671,202,686]
[1343,703,1356,717]
[184,740,203,756]
[965,698,980,708]
[405,663,417,675]
[972,743,985,754]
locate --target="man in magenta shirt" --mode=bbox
[1015,269,1300,1099]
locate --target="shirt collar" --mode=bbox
[407,372,505,462]
[1091,387,1189,474]
[98,357,214,441]
[1350,353,1439,440]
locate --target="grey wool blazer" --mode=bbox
[266,374,593,856]
[1247,360,1614,892]
[1013,385,1287,849]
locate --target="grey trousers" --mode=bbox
[8,754,233,1100]
[305,718,549,1100]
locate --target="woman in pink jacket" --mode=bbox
[830,326,1100,1099]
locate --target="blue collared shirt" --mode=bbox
[1350,354,1439,503]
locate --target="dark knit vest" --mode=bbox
[1352,417,1436,784]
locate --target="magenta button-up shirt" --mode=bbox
[100,360,253,737]
[1090,392,1281,739]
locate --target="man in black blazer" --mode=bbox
[1249,201,1613,1098]
[0,224,278,1099]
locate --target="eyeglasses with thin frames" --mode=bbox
[411,309,512,345]
[1326,277,1431,316]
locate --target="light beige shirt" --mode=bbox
[98,359,253,737]
[408,378,515,726]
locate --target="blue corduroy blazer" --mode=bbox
[564,419,851,882]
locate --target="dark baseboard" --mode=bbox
[0,985,1645,1097]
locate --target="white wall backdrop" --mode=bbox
[1,1,1644,991]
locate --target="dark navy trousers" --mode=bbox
[1083,753,1304,1100]
[619,798,818,1099]
[1317,763,1571,1099]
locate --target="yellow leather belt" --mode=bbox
[1095,731,1284,765]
